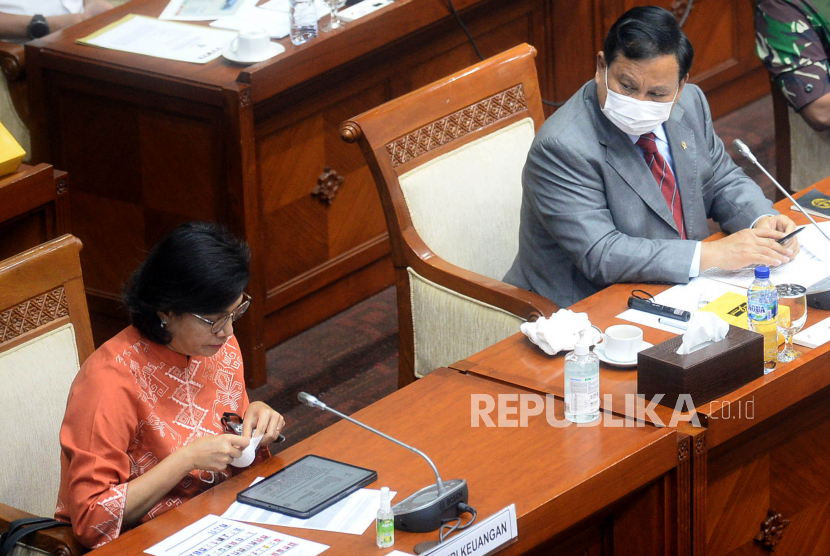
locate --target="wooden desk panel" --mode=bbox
[0,163,69,261]
[87,368,681,556]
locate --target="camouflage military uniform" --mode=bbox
[756,0,830,110]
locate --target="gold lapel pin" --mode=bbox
[681,141,687,150]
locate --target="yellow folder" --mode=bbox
[0,121,25,176]
[700,291,788,345]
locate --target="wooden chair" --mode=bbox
[341,43,559,388]
[771,79,830,196]
[0,41,29,156]
[0,235,93,556]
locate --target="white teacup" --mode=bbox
[230,27,271,61]
[598,325,644,362]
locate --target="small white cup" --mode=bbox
[230,27,271,60]
[599,325,644,362]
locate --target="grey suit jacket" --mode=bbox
[504,80,775,307]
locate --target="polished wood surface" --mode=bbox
[450,180,830,555]
[0,234,94,556]
[342,44,559,388]
[0,162,69,261]
[86,368,682,555]
[25,0,766,387]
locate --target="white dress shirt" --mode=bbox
[0,0,83,16]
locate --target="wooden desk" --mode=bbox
[25,0,766,387]
[450,182,830,555]
[90,368,683,555]
[0,162,69,261]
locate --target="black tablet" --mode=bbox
[236,455,378,518]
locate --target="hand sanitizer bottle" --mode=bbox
[564,331,600,423]
[376,486,394,548]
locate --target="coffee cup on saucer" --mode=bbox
[225,27,281,63]
[597,325,644,362]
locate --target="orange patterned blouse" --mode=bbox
[55,326,268,548]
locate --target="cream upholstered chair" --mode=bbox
[0,235,93,556]
[341,44,559,387]
[771,80,830,194]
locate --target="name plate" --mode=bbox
[426,504,517,556]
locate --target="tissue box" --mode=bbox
[637,325,763,409]
[0,122,25,176]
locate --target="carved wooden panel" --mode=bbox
[384,84,528,168]
[0,286,69,343]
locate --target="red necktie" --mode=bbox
[636,133,685,239]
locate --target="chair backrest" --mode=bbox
[771,80,830,193]
[342,44,551,382]
[341,43,545,279]
[0,235,93,518]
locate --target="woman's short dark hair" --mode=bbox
[123,222,251,344]
[604,6,694,82]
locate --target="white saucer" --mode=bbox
[223,42,285,64]
[594,341,653,368]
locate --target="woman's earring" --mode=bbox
[160,319,168,329]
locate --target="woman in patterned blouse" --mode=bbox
[55,222,285,548]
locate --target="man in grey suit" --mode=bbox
[505,6,799,308]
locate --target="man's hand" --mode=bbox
[83,0,114,18]
[700,227,795,271]
[754,214,801,257]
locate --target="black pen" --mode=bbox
[628,296,692,322]
[777,227,805,244]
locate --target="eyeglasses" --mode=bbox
[191,293,251,334]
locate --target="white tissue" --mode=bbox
[230,434,263,468]
[676,312,729,355]
[520,309,594,356]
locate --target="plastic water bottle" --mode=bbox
[564,331,600,423]
[747,266,778,373]
[376,486,394,548]
[289,0,317,46]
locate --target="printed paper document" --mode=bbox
[77,15,235,63]
[144,515,328,556]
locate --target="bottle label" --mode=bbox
[377,518,394,547]
[748,289,778,322]
[567,374,600,414]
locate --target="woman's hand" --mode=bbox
[243,401,286,445]
[184,434,250,472]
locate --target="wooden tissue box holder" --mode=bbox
[637,325,763,408]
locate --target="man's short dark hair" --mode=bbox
[123,221,251,344]
[604,6,694,81]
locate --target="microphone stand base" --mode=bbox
[393,479,468,533]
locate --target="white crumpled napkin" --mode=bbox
[676,312,729,355]
[520,309,594,356]
[230,434,263,468]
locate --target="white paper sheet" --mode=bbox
[160,0,259,21]
[794,315,830,349]
[210,7,291,38]
[223,480,396,535]
[616,277,745,333]
[144,514,328,556]
[78,15,235,63]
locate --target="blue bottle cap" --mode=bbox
[754,266,770,279]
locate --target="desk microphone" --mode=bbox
[297,392,469,533]
[733,139,830,245]
[733,139,830,309]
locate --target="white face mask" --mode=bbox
[600,67,679,136]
